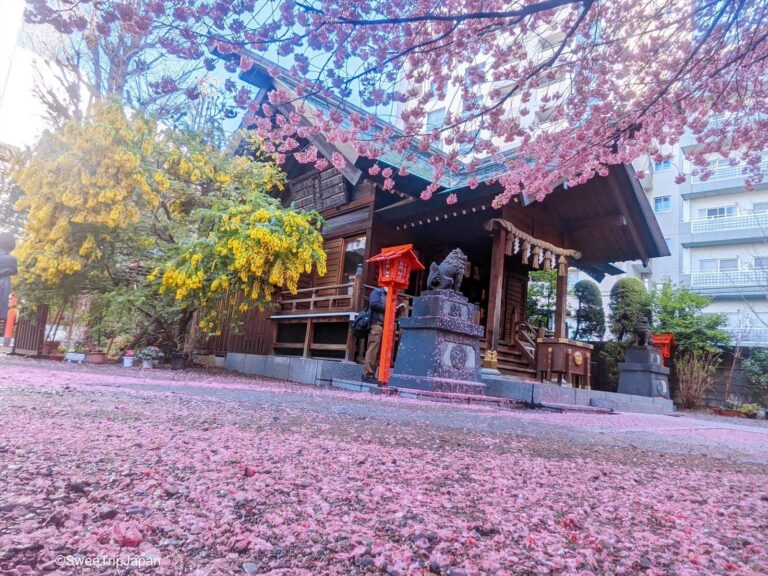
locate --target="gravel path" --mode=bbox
[2,355,767,466]
[1,355,767,575]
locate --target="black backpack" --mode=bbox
[352,308,372,338]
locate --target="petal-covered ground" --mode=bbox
[0,356,766,575]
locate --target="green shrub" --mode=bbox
[742,348,768,406]
[573,279,605,341]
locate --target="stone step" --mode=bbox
[497,361,536,374]
[537,402,612,414]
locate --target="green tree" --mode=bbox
[650,280,730,355]
[741,349,768,406]
[599,278,651,390]
[608,277,651,341]
[12,103,326,354]
[573,279,605,341]
[526,270,558,329]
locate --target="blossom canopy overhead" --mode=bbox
[26,0,768,206]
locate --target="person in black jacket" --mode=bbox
[362,287,386,382]
[362,287,407,383]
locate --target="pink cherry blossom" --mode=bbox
[1,356,767,576]
[331,152,346,170]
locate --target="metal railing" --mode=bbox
[727,326,768,345]
[691,157,768,184]
[690,268,768,288]
[690,211,768,233]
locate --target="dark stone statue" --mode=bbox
[426,248,467,292]
[618,314,669,398]
[0,232,18,324]
[633,315,653,347]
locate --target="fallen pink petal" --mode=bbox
[1,357,766,575]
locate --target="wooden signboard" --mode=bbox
[289,168,348,211]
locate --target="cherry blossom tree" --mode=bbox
[25,0,768,206]
[22,0,222,128]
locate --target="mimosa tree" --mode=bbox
[13,103,326,352]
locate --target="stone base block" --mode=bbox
[389,373,486,395]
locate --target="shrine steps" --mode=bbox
[491,340,538,380]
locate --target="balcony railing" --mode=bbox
[690,211,768,233]
[690,268,768,288]
[691,157,768,184]
[726,326,768,345]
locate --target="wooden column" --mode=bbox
[554,269,568,339]
[344,265,364,362]
[302,318,314,358]
[486,227,507,351]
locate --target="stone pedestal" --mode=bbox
[617,345,670,398]
[389,289,485,395]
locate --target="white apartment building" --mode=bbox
[624,143,768,346]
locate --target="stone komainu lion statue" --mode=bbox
[427,248,467,292]
[634,315,653,347]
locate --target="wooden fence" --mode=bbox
[12,304,48,356]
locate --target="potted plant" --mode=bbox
[85,344,107,364]
[65,342,87,364]
[43,339,62,357]
[170,351,187,370]
[738,403,761,419]
[137,346,164,369]
[714,396,742,417]
[122,349,136,368]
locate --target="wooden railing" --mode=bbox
[277,282,358,314]
[515,321,552,364]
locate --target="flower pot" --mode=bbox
[122,356,135,368]
[85,352,107,364]
[715,408,741,417]
[170,353,186,371]
[65,352,86,364]
[43,340,61,356]
[141,359,153,369]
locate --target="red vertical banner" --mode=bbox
[4,293,16,340]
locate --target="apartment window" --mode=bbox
[341,236,367,282]
[719,258,738,271]
[463,92,483,114]
[653,159,672,171]
[698,259,717,272]
[458,129,480,155]
[753,202,768,213]
[654,196,672,213]
[755,257,768,269]
[426,108,446,130]
[698,258,738,272]
[698,205,736,219]
[463,63,486,88]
